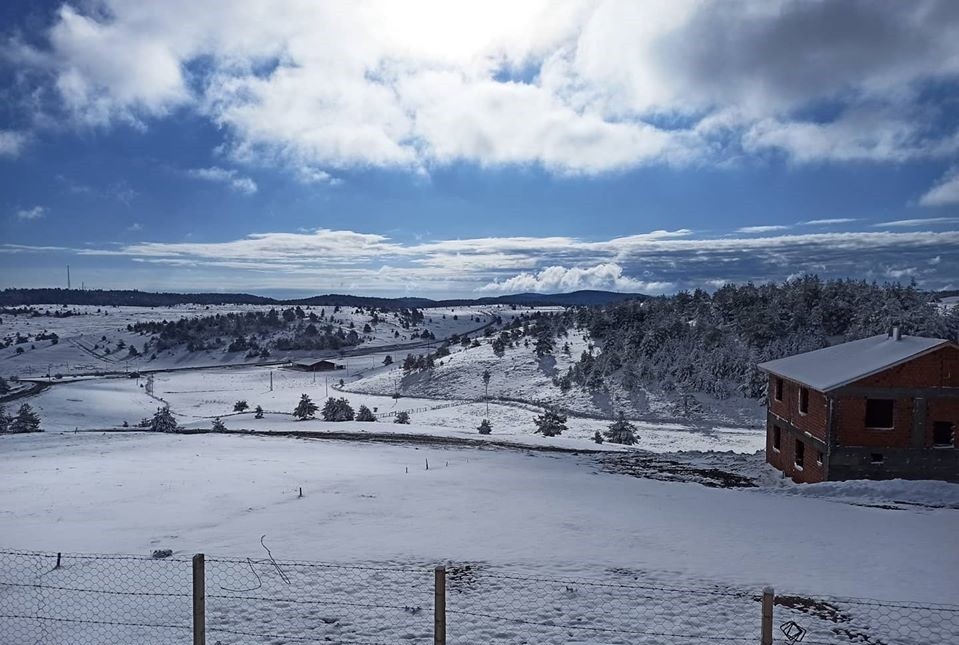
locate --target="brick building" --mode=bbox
[757,331,958,483]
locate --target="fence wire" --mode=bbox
[205,556,432,644]
[1,549,956,645]
[0,549,191,645]
[772,592,959,645]
[444,565,759,644]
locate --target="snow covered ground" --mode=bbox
[20,363,767,453]
[0,303,503,378]
[3,303,957,644]
[1,431,955,604]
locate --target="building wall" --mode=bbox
[835,345,959,450]
[765,344,959,483]
[767,374,828,442]
[765,411,826,483]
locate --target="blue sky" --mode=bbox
[2,1,958,297]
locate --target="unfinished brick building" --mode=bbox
[757,330,958,483]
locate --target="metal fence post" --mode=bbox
[434,565,446,645]
[193,554,206,645]
[761,586,774,645]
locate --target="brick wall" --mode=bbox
[836,345,959,449]
[765,412,827,484]
[767,374,828,441]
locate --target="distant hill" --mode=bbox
[0,287,646,308]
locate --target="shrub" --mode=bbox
[533,408,567,437]
[233,400,249,413]
[356,405,377,422]
[149,407,178,433]
[478,419,492,435]
[394,411,410,424]
[321,397,355,421]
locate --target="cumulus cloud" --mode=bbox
[5,0,958,174]
[186,167,257,194]
[479,263,673,294]
[919,168,959,207]
[15,206,45,220]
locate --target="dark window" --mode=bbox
[772,426,781,451]
[795,439,805,468]
[865,399,895,428]
[774,378,783,402]
[816,450,823,466]
[871,453,884,464]
[933,422,954,447]
[798,387,809,414]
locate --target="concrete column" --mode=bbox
[911,397,927,449]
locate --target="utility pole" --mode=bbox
[270,370,273,392]
[66,265,71,290]
[325,376,329,399]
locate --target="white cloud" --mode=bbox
[126,222,142,231]
[801,218,858,225]
[0,130,28,157]
[919,168,959,207]
[873,217,959,228]
[57,225,957,294]
[736,225,790,234]
[8,0,958,175]
[478,263,672,294]
[186,167,257,194]
[15,206,46,220]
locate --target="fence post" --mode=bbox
[761,586,774,645]
[434,565,446,645]
[193,553,206,645]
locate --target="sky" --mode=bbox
[1,0,958,298]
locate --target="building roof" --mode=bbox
[293,358,335,367]
[757,334,953,392]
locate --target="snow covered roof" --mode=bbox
[757,334,954,392]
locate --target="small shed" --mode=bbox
[293,359,341,372]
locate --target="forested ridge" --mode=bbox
[566,277,958,404]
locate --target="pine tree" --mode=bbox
[533,408,566,437]
[593,430,604,444]
[477,418,492,434]
[394,411,410,424]
[356,405,377,422]
[211,417,226,431]
[321,397,355,421]
[0,405,9,433]
[604,413,637,445]
[0,376,10,395]
[233,400,249,412]
[254,405,264,419]
[149,406,177,433]
[293,394,318,420]
[11,404,41,433]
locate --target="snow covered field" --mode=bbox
[20,363,767,453]
[0,303,502,378]
[3,303,957,644]
[2,431,956,603]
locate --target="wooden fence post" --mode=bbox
[761,586,774,645]
[193,553,206,645]
[434,565,446,645]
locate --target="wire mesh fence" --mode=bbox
[0,549,192,645]
[1,548,957,645]
[205,556,433,644]
[772,592,959,645]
